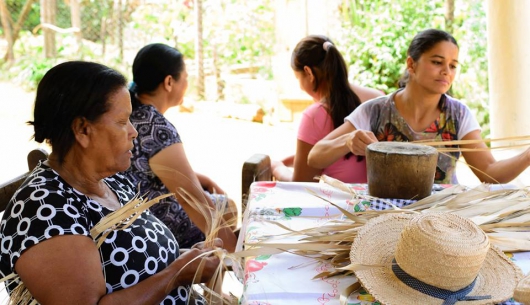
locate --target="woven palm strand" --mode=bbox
[514,273,530,303]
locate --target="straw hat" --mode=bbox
[514,273,530,304]
[350,213,522,305]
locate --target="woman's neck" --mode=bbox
[137,92,169,114]
[395,85,442,132]
[46,152,108,197]
[399,83,441,109]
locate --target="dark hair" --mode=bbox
[27,61,127,164]
[129,43,185,108]
[291,35,361,130]
[398,29,459,87]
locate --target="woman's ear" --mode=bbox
[163,75,173,92]
[303,66,315,83]
[406,56,415,75]
[72,117,90,148]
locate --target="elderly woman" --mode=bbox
[0,61,221,304]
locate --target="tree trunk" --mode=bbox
[69,0,83,53]
[366,142,438,200]
[118,0,123,59]
[100,16,107,56]
[40,0,57,58]
[13,0,38,42]
[195,0,205,100]
[212,43,224,101]
[445,0,455,33]
[0,0,14,62]
[108,0,116,45]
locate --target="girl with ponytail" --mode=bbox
[271,35,383,183]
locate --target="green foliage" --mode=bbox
[337,0,444,93]
[449,0,490,140]
[1,0,489,133]
[3,0,71,32]
[202,0,275,79]
[3,56,57,90]
[128,2,192,49]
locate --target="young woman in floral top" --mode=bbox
[308,29,530,185]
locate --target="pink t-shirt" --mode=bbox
[298,102,367,183]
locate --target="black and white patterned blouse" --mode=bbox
[0,162,196,304]
[127,104,205,249]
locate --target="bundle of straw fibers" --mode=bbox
[366,142,438,200]
[514,273,530,304]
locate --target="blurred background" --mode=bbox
[0,0,490,130]
[2,0,529,212]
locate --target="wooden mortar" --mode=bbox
[366,142,438,200]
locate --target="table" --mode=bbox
[235,181,530,305]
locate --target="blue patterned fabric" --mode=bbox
[127,104,205,249]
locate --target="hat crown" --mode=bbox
[394,213,490,291]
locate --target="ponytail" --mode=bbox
[291,35,363,162]
[321,43,361,130]
[128,81,142,109]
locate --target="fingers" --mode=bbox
[191,238,223,250]
[212,237,223,248]
[191,241,205,250]
[213,185,224,194]
[174,248,221,285]
[347,130,378,156]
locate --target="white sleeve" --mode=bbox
[458,103,482,139]
[345,102,372,130]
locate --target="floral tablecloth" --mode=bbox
[236,181,528,305]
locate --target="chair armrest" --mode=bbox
[241,154,271,213]
[0,148,49,213]
[0,173,29,213]
[28,148,49,170]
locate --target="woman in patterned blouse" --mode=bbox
[0,61,221,304]
[308,29,530,185]
[126,43,237,252]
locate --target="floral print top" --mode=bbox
[346,90,481,184]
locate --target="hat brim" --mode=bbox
[350,213,523,305]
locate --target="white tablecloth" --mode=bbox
[236,181,528,305]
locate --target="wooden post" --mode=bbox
[366,142,438,200]
[445,0,455,33]
[69,0,83,53]
[195,0,205,100]
[118,0,123,60]
[40,0,57,58]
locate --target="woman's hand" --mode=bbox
[280,155,295,167]
[170,238,223,288]
[196,173,225,194]
[346,130,378,156]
